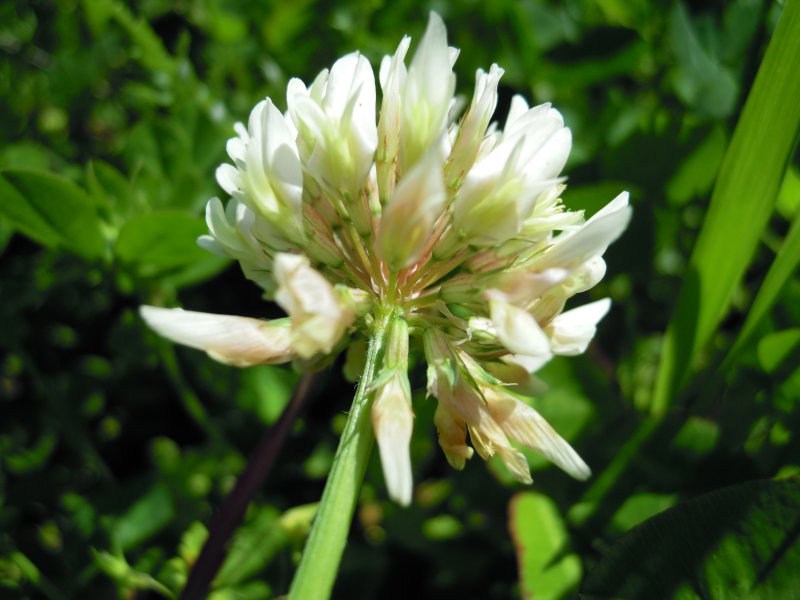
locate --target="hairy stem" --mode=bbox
[288,312,390,599]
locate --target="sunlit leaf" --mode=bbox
[725,210,800,368]
[668,3,738,118]
[0,169,106,259]
[653,0,800,413]
[115,211,210,277]
[510,491,582,600]
[757,329,800,374]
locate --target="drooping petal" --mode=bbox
[433,403,474,470]
[139,306,294,367]
[371,371,414,506]
[484,389,591,480]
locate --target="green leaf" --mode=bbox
[509,491,582,600]
[757,329,800,374]
[237,365,298,426]
[111,482,175,551]
[213,506,289,589]
[725,211,800,367]
[582,477,800,599]
[666,126,728,206]
[610,493,677,533]
[0,169,106,259]
[94,550,174,598]
[776,166,800,219]
[115,211,210,277]
[653,0,800,413]
[669,3,738,119]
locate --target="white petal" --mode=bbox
[140,306,293,366]
[547,298,611,355]
[215,164,242,195]
[488,294,552,361]
[539,193,631,269]
[262,99,303,218]
[493,268,570,306]
[377,143,446,269]
[371,373,414,506]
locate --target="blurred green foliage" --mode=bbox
[1,0,799,598]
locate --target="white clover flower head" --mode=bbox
[140,11,632,504]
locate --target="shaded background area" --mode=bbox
[1,0,799,598]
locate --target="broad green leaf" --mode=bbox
[725,209,800,368]
[610,492,677,533]
[653,0,800,413]
[237,365,298,426]
[86,160,133,218]
[111,482,175,551]
[108,0,178,76]
[757,329,800,374]
[668,4,738,119]
[0,169,106,259]
[582,478,800,599]
[214,505,289,588]
[115,211,209,277]
[510,491,582,600]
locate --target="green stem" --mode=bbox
[288,312,390,599]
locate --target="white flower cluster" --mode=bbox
[141,13,631,505]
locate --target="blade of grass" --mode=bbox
[652,0,800,415]
[723,209,800,368]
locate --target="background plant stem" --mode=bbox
[180,371,321,600]
[288,312,390,599]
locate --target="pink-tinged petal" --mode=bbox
[484,390,591,481]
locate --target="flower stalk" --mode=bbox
[288,311,390,599]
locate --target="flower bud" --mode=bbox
[287,52,377,205]
[371,318,414,505]
[446,64,503,188]
[377,36,411,202]
[216,99,304,241]
[451,104,571,246]
[377,143,446,270]
[398,12,458,175]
